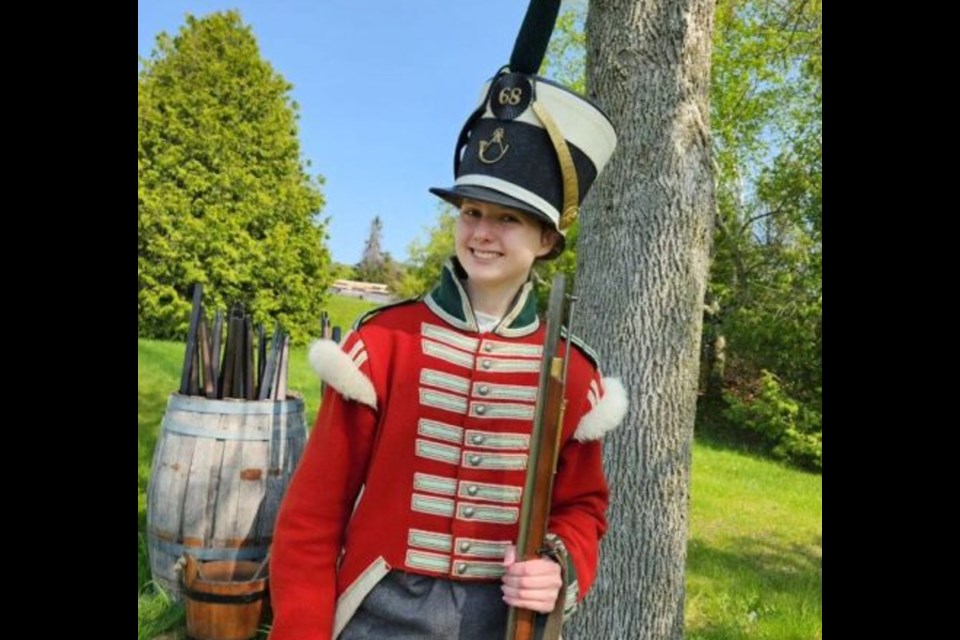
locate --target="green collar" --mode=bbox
[424,258,540,337]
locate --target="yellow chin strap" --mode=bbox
[531,100,579,230]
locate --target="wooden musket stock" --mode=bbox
[505,274,568,640]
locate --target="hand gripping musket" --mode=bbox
[505,273,576,640]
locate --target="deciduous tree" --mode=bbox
[569,1,717,637]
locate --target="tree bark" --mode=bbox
[568,1,716,638]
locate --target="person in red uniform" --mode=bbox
[270,51,626,640]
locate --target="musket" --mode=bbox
[230,306,246,399]
[257,324,283,401]
[319,325,342,397]
[274,334,290,400]
[222,306,245,399]
[244,314,255,399]
[257,323,267,394]
[320,311,331,340]
[211,310,224,397]
[493,4,569,634]
[505,274,573,640]
[179,284,203,395]
[198,307,216,398]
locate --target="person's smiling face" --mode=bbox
[455,198,557,294]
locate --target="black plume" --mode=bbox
[509,0,562,75]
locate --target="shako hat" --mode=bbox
[430,0,617,258]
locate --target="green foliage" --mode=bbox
[329,262,357,281]
[393,203,458,299]
[700,0,822,467]
[139,11,331,345]
[723,371,821,470]
[541,5,586,93]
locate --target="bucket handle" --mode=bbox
[251,553,269,581]
[181,587,268,605]
[181,553,200,587]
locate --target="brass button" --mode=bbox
[469,454,482,466]
[459,541,471,552]
[475,405,487,415]
[481,359,492,370]
[467,485,479,496]
[477,385,490,396]
[457,562,467,574]
[463,507,476,517]
[471,433,485,445]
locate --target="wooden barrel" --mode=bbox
[147,393,306,599]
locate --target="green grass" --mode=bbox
[686,440,822,639]
[138,294,821,638]
[320,294,384,332]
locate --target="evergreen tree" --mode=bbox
[355,216,386,282]
[138,11,331,344]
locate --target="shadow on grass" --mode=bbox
[689,534,821,586]
[686,533,821,639]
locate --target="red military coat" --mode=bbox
[270,260,627,639]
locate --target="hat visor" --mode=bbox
[429,185,555,230]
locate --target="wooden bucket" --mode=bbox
[182,554,268,640]
[147,393,306,599]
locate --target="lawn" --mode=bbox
[685,441,821,639]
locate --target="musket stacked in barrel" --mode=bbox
[318,310,342,344]
[179,285,292,401]
[317,311,344,397]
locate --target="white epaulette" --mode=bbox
[573,377,628,442]
[308,339,378,410]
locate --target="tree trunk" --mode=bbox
[568,1,716,638]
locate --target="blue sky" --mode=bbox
[138,0,561,265]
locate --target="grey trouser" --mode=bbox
[339,571,546,639]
